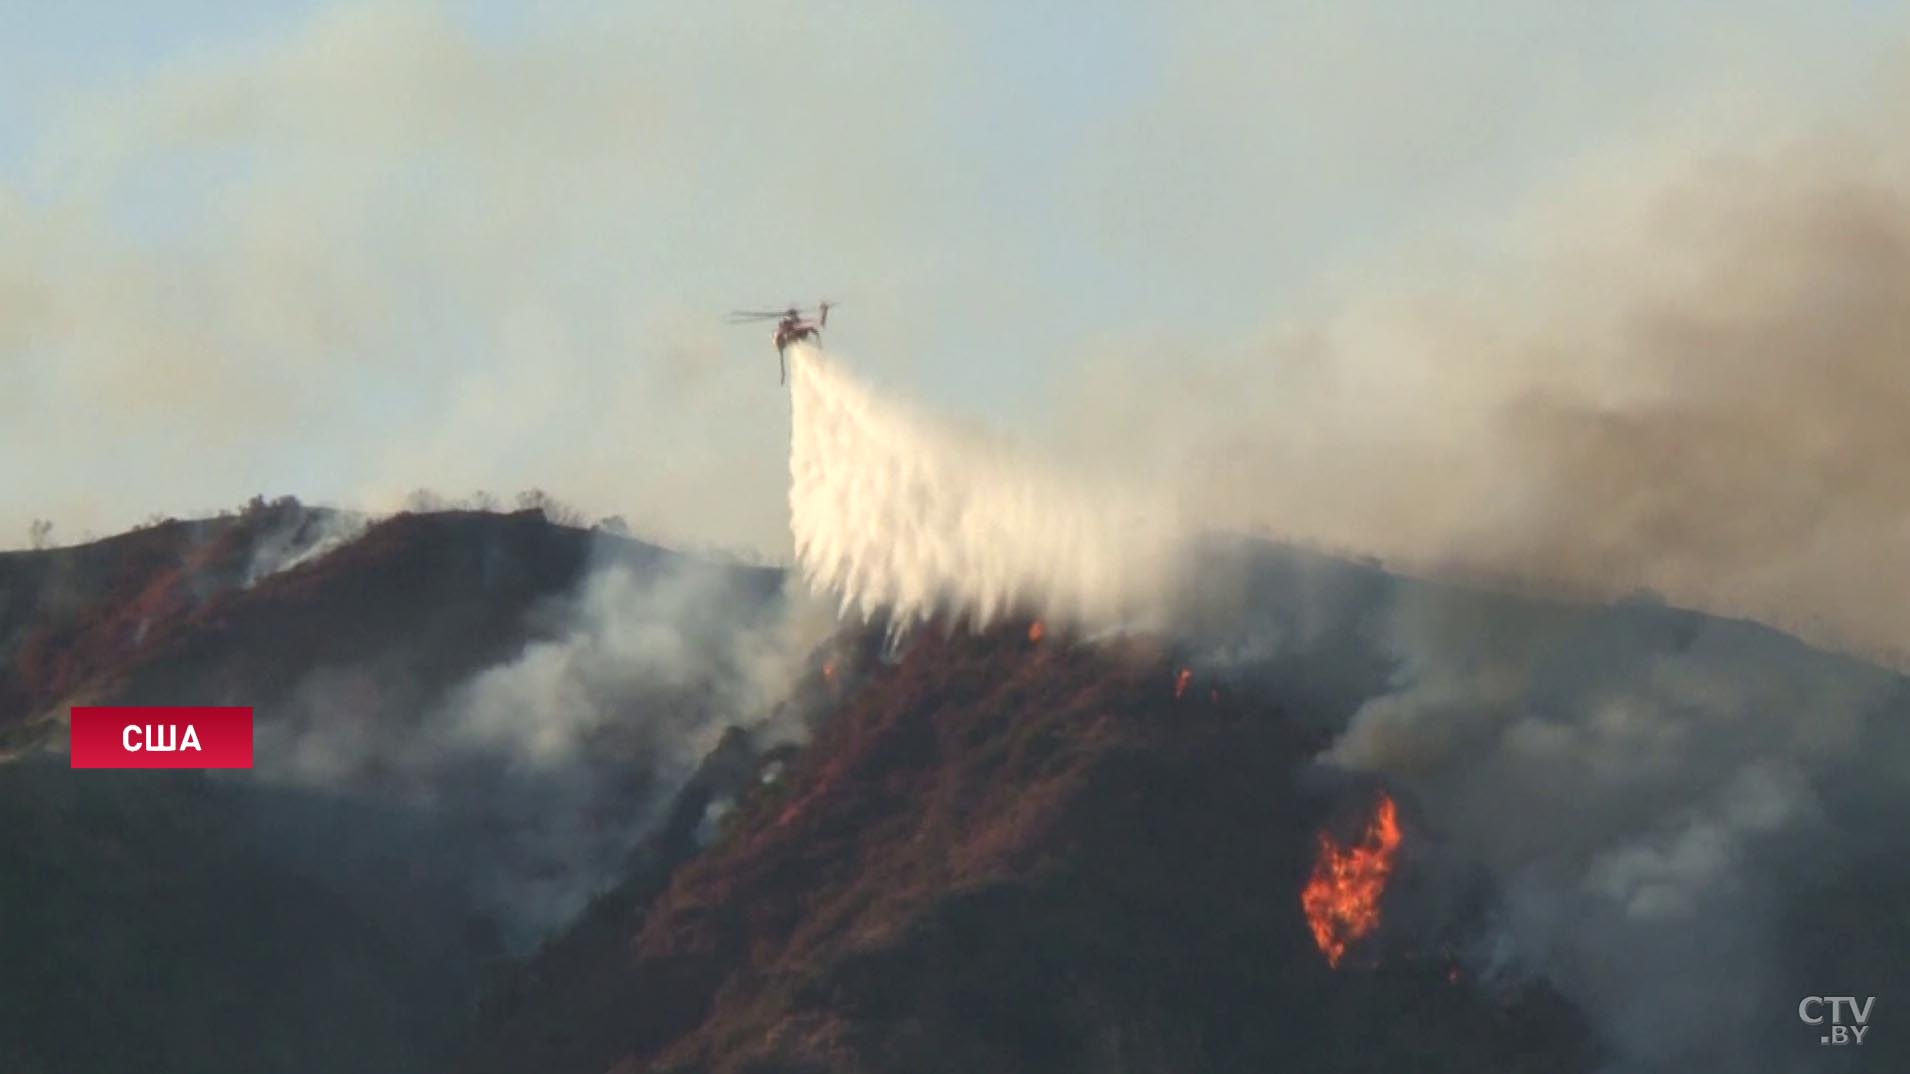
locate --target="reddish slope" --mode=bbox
[2,507,775,742]
[462,624,1592,1074]
[0,508,787,1074]
[2,512,267,731]
[1,501,360,730]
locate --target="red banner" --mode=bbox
[70,706,254,769]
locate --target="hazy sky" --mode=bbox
[3,1,1905,554]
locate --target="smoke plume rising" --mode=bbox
[1103,122,1910,1068]
[253,542,824,942]
[1303,576,1910,1072]
[770,114,1910,1071]
[1065,127,1910,664]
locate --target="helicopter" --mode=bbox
[726,301,834,384]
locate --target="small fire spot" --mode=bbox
[1028,621,1046,643]
[1173,668,1193,699]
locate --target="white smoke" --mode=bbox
[1062,126,1910,665]
[787,344,1181,632]
[1301,576,1908,1071]
[242,509,371,586]
[251,547,826,943]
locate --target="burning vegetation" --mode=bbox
[1302,792,1402,968]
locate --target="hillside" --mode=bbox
[459,621,1592,1074]
[6,511,1907,1073]
[0,508,787,1074]
[458,531,1910,1074]
[1,503,772,740]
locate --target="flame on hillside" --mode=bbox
[1301,793,1401,968]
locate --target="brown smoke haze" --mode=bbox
[5,2,1905,668]
[1065,108,1910,662]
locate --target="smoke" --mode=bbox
[787,344,1181,632]
[768,302,1910,1072]
[1124,106,1910,1073]
[253,543,826,942]
[744,103,1910,1068]
[241,508,370,585]
[1303,578,1910,1071]
[1065,124,1910,664]
[764,103,1910,1071]
[2,7,1898,1063]
[0,0,961,553]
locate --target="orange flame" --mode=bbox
[1173,668,1192,699]
[1301,793,1401,968]
[1028,621,1046,643]
[822,660,837,682]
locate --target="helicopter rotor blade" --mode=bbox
[727,300,839,323]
